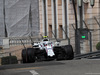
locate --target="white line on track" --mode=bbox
[30,70,40,75]
[85,73,100,75]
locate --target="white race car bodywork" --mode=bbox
[34,39,55,57]
[22,38,74,63]
[44,42,55,57]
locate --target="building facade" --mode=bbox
[39,0,100,53]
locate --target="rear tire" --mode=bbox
[62,45,74,60]
[53,46,65,61]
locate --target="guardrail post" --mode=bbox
[89,31,92,52]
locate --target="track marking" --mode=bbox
[90,59,100,60]
[30,70,39,75]
[85,73,100,75]
[0,67,42,71]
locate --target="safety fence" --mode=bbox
[3,15,100,53]
[9,37,39,46]
[70,15,100,54]
[0,15,100,64]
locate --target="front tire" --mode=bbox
[53,46,65,61]
[22,49,27,63]
[27,48,35,63]
[22,48,35,63]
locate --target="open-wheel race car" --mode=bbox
[22,37,74,63]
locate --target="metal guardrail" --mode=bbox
[8,36,69,46]
[74,50,100,59]
[9,37,40,46]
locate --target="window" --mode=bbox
[48,0,51,6]
[58,0,62,6]
[59,25,63,38]
[49,25,52,38]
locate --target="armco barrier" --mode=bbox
[74,50,100,59]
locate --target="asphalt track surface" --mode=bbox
[0,59,100,75]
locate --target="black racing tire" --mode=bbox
[27,48,35,63]
[62,45,74,60]
[35,48,46,61]
[53,46,65,61]
[22,49,27,63]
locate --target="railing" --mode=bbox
[74,50,100,59]
[9,37,40,46]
